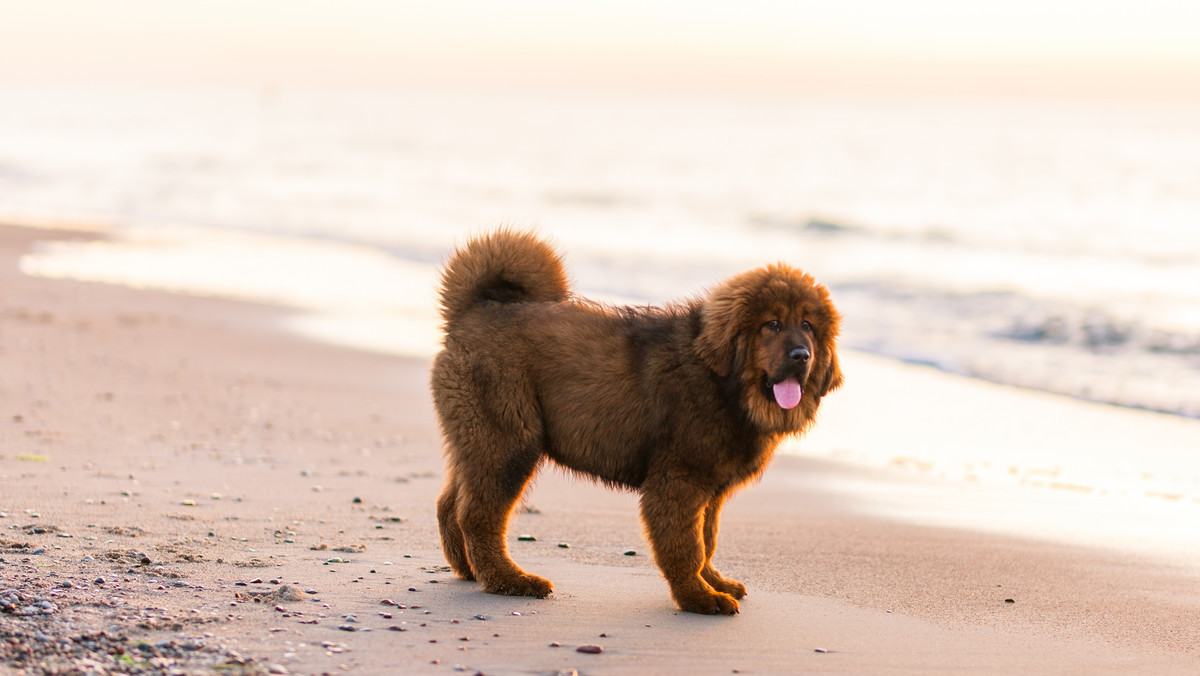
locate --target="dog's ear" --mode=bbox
[694,289,744,377]
[818,347,843,397]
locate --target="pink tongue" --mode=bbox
[772,378,802,410]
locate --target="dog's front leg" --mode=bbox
[700,494,747,599]
[640,479,739,615]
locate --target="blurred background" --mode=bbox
[2,0,1200,417]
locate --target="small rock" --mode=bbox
[576,644,603,654]
[1004,598,1015,604]
[473,614,487,621]
[268,665,290,675]
[517,534,536,541]
[558,542,570,548]
[305,589,319,595]
[380,599,396,606]
[549,642,562,648]
[94,577,105,585]
[814,648,831,654]
[623,550,636,556]
[338,624,357,632]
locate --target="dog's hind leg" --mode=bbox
[437,477,474,580]
[456,446,553,598]
[699,493,747,599]
[641,479,739,615]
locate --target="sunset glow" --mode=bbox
[2,0,1199,100]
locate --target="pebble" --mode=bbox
[623,550,637,556]
[576,644,603,654]
[517,534,536,541]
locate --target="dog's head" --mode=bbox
[694,264,842,433]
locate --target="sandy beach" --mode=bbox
[3,223,1199,675]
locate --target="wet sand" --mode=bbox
[2,224,1198,674]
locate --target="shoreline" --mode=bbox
[3,223,1199,673]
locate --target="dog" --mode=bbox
[431,229,842,614]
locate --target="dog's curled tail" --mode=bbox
[437,229,570,325]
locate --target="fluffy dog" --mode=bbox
[431,230,842,614]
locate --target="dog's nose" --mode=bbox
[789,347,811,363]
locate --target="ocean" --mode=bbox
[4,84,1200,421]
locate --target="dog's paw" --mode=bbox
[677,589,739,615]
[710,577,747,600]
[483,572,553,599]
[702,567,748,599]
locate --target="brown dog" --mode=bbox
[431,230,842,614]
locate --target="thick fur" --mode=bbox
[431,229,842,614]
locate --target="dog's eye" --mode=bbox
[763,320,781,332]
[801,320,814,332]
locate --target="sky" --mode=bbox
[2,0,1199,100]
